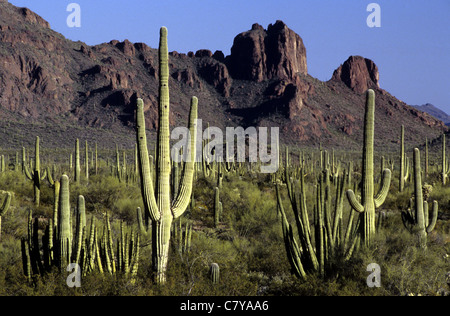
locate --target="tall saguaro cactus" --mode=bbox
[136,26,198,284]
[24,136,47,207]
[75,139,81,183]
[346,89,391,247]
[401,148,438,249]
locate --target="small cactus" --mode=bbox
[209,262,220,284]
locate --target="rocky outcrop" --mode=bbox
[18,7,50,29]
[331,55,380,93]
[226,21,307,82]
[197,59,231,97]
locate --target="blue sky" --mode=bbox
[8,0,450,113]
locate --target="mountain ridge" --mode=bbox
[412,103,450,125]
[0,1,446,153]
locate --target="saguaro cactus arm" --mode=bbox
[136,99,160,222]
[172,96,198,218]
[426,200,438,233]
[0,191,11,216]
[374,169,392,208]
[346,190,364,213]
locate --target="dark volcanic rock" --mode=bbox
[331,55,380,93]
[226,21,307,82]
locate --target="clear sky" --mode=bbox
[7,0,450,113]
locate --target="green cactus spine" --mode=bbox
[401,148,438,249]
[346,89,391,248]
[135,27,197,284]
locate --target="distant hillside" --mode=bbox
[412,103,450,125]
[0,1,447,153]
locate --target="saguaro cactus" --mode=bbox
[401,148,438,249]
[57,174,72,269]
[399,125,409,192]
[136,26,197,284]
[441,134,449,185]
[346,89,391,247]
[75,139,81,183]
[24,136,47,207]
[209,263,220,284]
[0,191,12,241]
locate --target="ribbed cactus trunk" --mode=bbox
[401,148,438,250]
[58,174,72,269]
[361,90,376,246]
[75,139,81,183]
[412,148,427,248]
[346,90,391,248]
[400,125,405,192]
[24,136,46,207]
[136,27,197,284]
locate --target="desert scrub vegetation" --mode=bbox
[0,145,449,296]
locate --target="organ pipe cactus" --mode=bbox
[22,177,139,281]
[346,89,391,248]
[24,136,47,207]
[135,26,197,284]
[401,148,438,249]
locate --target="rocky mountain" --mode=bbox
[412,103,450,125]
[0,1,446,153]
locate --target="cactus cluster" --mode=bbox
[21,174,139,283]
[276,90,392,280]
[276,166,356,279]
